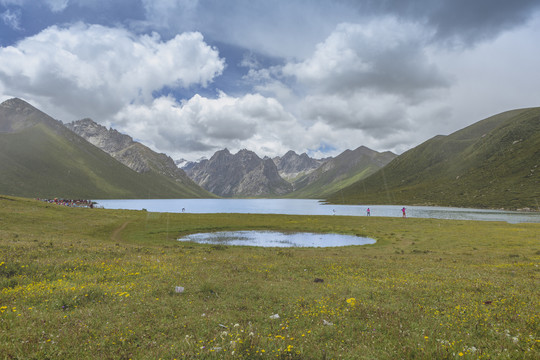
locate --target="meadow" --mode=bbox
[0,196,538,359]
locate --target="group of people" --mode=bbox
[37,198,95,208]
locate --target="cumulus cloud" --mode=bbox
[2,0,539,162]
[272,18,450,149]
[283,19,447,98]
[299,93,411,134]
[112,92,301,160]
[110,89,421,161]
[0,22,224,121]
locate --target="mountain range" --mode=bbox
[182,147,396,198]
[184,149,293,197]
[272,151,327,182]
[1,97,538,209]
[0,98,212,199]
[286,146,397,198]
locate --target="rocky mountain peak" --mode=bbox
[273,150,327,181]
[0,98,65,134]
[1,97,31,110]
[185,148,292,197]
[67,118,133,154]
[281,150,298,159]
[215,148,231,156]
[66,119,193,183]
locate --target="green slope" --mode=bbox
[66,118,212,196]
[326,108,540,209]
[0,99,213,199]
[287,146,396,198]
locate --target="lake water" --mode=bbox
[178,230,376,248]
[94,198,540,223]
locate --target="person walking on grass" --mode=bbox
[367,208,370,216]
[401,207,406,218]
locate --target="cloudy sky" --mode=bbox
[1,0,539,161]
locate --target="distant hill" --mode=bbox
[326,108,540,210]
[186,149,292,197]
[287,146,397,198]
[184,147,395,198]
[66,118,211,196]
[0,98,213,199]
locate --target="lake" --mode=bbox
[94,199,540,223]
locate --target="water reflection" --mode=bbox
[177,231,376,248]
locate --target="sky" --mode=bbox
[1,0,539,161]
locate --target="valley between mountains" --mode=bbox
[1,98,538,210]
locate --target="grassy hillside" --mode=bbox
[1,196,538,359]
[66,118,209,192]
[0,124,208,198]
[288,146,396,199]
[0,99,213,199]
[327,108,540,209]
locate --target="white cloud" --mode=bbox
[429,15,540,135]
[263,18,450,153]
[112,93,301,160]
[110,90,421,161]
[283,19,446,98]
[2,1,539,164]
[300,92,410,134]
[0,22,224,121]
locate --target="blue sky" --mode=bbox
[1,0,539,161]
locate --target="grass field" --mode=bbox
[0,196,538,359]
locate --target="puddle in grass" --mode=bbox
[178,231,376,248]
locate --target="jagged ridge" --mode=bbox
[66,118,198,187]
[186,149,293,197]
[273,150,327,181]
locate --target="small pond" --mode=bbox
[177,231,376,248]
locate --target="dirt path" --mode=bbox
[111,221,130,242]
